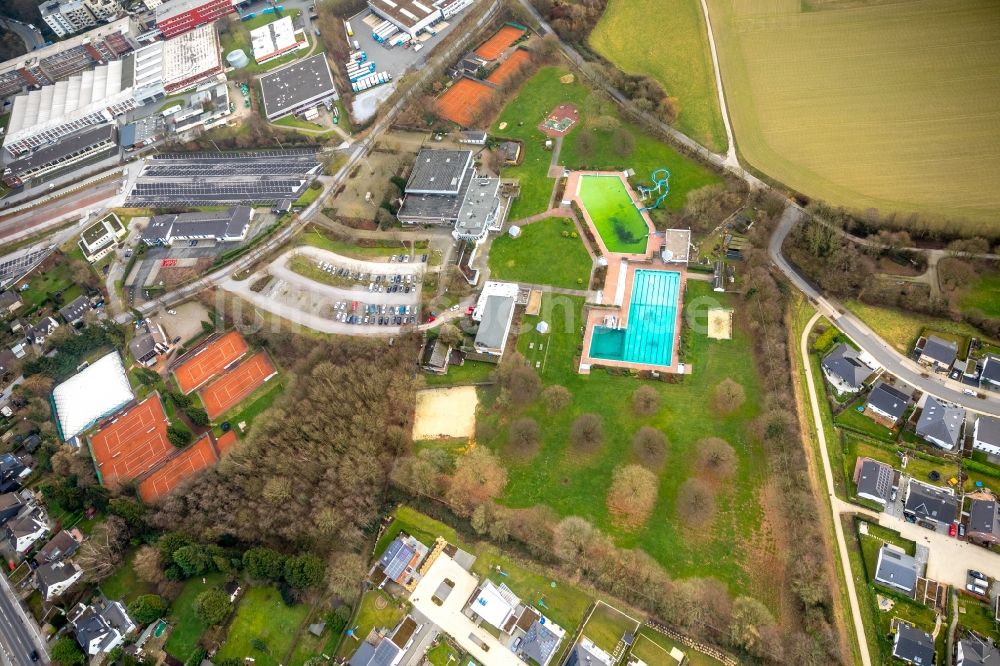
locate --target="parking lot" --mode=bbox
[124,151,322,206]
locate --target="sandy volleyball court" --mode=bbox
[412,386,478,440]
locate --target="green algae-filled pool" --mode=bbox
[590,269,681,367]
[578,175,649,253]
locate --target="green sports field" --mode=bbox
[589,0,727,154]
[707,0,1000,223]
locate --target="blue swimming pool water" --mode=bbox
[589,269,680,367]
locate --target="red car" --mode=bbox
[949,523,957,537]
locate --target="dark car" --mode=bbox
[30,650,38,662]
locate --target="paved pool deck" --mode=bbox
[565,170,689,375]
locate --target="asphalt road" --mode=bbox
[0,181,120,245]
[0,571,47,665]
[0,18,44,52]
[770,205,1000,418]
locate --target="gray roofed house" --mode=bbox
[974,415,1000,456]
[459,130,487,144]
[349,641,377,666]
[865,381,912,424]
[855,458,894,505]
[7,511,47,554]
[0,492,25,523]
[821,343,873,393]
[141,207,253,246]
[259,54,338,121]
[892,622,935,665]
[981,355,1000,390]
[0,291,23,314]
[918,335,958,370]
[35,560,83,600]
[69,601,136,655]
[967,498,1000,546]
[566,637,615,666]
[406,150,473,195]
[957,635,1000,666]
[59,295,91,326]
[36,529,82,564]
[0,454,28,494]
[904,479,958,524]
[128,321,169,366]
[421,338,451,374]
[874,545,919,596]
[915,395,965,450]
[520,620,562,666]
[350,638,401,666]
[474,294,515,356]
[25,316,59,345]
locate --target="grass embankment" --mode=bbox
[958,273,1000,318]
[707,0,1000,224]
[164,573,227,660]
[216,586,311,666]
[842,299,996,354]
[488,217,592,287]
[589,0,727,153]
[493,67,720,222]
[479,281,773,603]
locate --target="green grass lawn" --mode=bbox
[479,280,775,604]
[374,505,462,559]
[492,67,720,222]
[421,360,495,387]
[164,573,227,661]
[217,586,311,665]
[488,217,592,287]
[959,273,1000,318]
[630,628,725,666]
[957,597,1000,641]
[708,0,1000,225]
[833,398,897,442]
[20,260,77,309]
[426,640,461,666]
[100,550,156,604]
[589,0,726,154]
[217,379,284,437]
[298,230,410,258]
[335,590,408,658]
[577,175,649,253]
[294,186,323,208]
[581,603,640,653]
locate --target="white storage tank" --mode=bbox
[226,49,250,68]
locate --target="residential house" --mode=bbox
[712,260,726,292]
[25,317,59,346]
[915,396,965,450]
[349,615,421,666]
[519,619,563,666]
[128,321,170,366]
[468,580,521,633]
[0,291,23,316]
[0,454,29,493]
[904,479,959,525]
[69,601,136,655]
[874,545,919,597]
[865,381,912,426]
[421,338,451,375]
[973,415,1000,456]
[917,335,958,371]
[981,355,1000,391]
[853,458,895,506]
[967,498,1000,547]
[6,510,47,554]
[0,492,25,523]
[893,622,935,665]
[78,213,127,263]
[35,561,83,601]
[59,295,91,327]
[458,130,487,145]
[10,341,28,359]
[956,635,1000,666]
[566,638,615,666]
[35,529,83,564]
[498,141,521,164]
[821,344,874,393]
[376,534,429,588]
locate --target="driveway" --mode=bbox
[410,554,524,666]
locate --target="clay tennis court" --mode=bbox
[200,352,277,419]
[137,434,218,503]
[173,330,249,394]
[215,430,238,456]
[437,78,494,128]
[487,49,531,86]
[474,25,525,61]
[89,396,172,488]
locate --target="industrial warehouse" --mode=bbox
[259,54,338,121]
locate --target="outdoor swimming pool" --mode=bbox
[589,269,681,367]
[577,175,650,254]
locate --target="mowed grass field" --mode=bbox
[479,282,780,606]
[707,0,1000,223]
[488,217,593,288]
[589,0,727,154]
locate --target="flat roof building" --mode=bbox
[141,206,253,245]
[472,281,518,357]
[399,149,500,240]
[156,0,236,39]
[367,0,473,38]
[133,24,223,98]
[2,124,118,188]
[250,16,307,64]
[40,0,97,38]
[259,54,337,121]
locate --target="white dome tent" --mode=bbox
[536,321,550,334]
[508,225,521,238]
